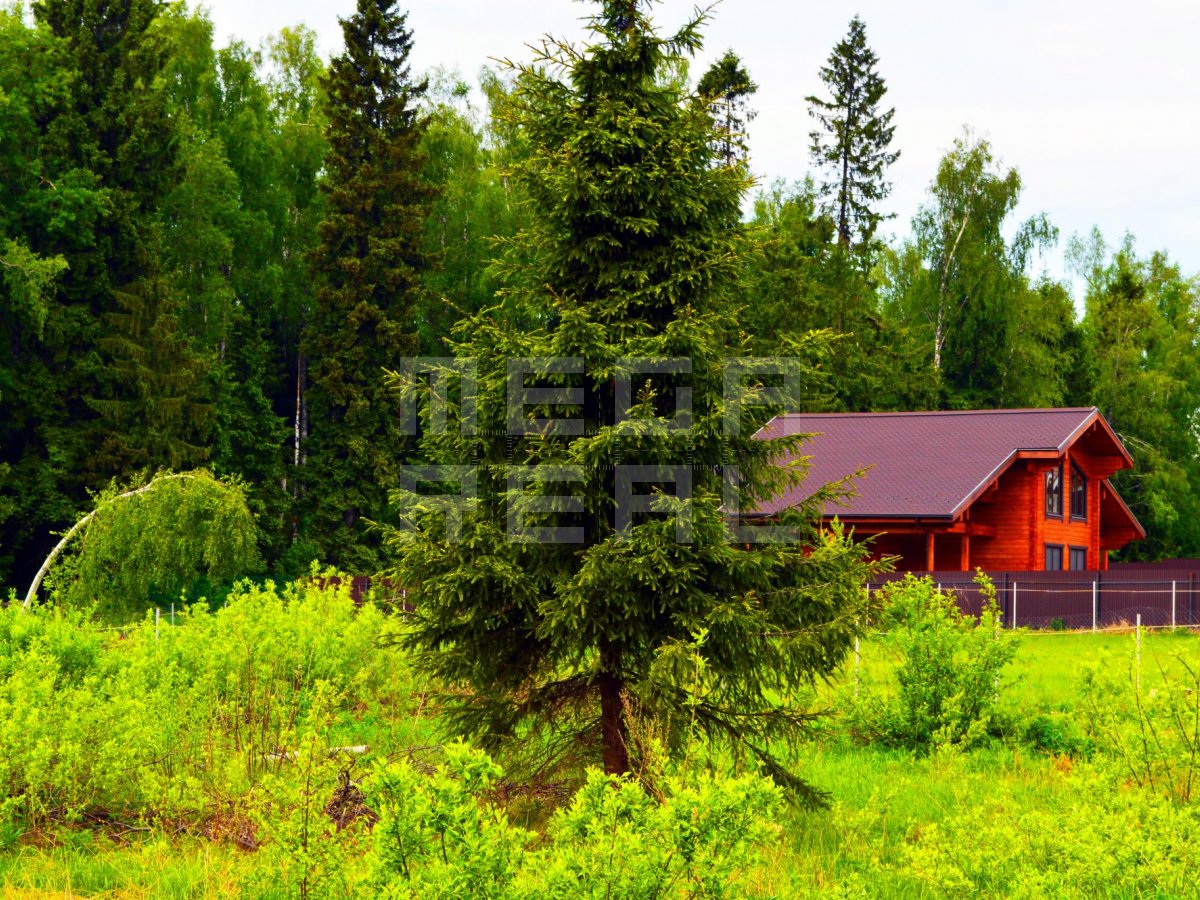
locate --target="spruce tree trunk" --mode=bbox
[598,643,629,775]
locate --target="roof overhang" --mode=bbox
[951,408,1135,520]
[1100,478,1147,545]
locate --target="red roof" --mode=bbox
[752,407,1133,521]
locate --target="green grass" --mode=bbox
[3,627,1198,898]
[836,626,1200,710]
[0,835,242,898]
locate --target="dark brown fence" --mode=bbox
[868,563,1200,629]
[310,576,409,608]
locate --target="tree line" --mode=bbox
[1,0,1198,598]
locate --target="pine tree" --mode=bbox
[697,49,757,166]
[302,0,434,570]
[85,271,214,472]
[806,16,899,253]
[389,0,877,806]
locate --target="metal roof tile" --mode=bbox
[752,407,1104,519]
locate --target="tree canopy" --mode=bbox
[386,0,878,806]
[0,0,1197,615]
[806,16,899,255]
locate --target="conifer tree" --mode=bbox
[303,0,434,569]
[85,271,214,472]
[806,16,898,253]
[0,0,180,584]
[390,0,876,806]
[697,49,757,166]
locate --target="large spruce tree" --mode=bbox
[303,0,434,570]
[390,0,876,805]
[806,16,899,254]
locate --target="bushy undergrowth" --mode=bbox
[5,575,1200,897]
[898,763,1200,897]
[1079,647,1200,803]
[356,744,780,899]
[0,574,405,835]
[0,579,787,898]
[843,573,1017,750]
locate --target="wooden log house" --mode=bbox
[752,407,1144,572]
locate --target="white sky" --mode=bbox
[200,0,1200,287]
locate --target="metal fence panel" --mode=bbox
[867,567,1200,630]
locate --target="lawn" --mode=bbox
[1,587,1197,898]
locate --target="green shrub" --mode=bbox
[898,764,1200,897]
[362,743,783,899]
[1021,712,1090,757]
[1078,646,1200,803]
[846,572,1017,750]
[0,573,408,834]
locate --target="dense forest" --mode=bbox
[2,0,1198,597]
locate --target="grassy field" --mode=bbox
[849,626,1199,706]
[2,611,1196,899]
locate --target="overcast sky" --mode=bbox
[201,0,1200,288]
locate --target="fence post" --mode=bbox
[171,601,175,627]
[1092,578,1098,632]
[155,607,160,641]
[1136,613,1142,692]
[1011,581,1017,630]
[1171,581,1177,630]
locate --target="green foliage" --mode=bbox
[388,0,878,806]
[47,471,259,621]
[1079,646,1200,803]
[85,274,215,472]
[417,68,525,353]
[848,573,1017,749]
[251,683,366,900]
[806,16,898,253]
[301,0,435,570]
[889,132,1061,407]
[697,49,757,166]
[0,237,67,337]
[743,180,937,412]
[366,743,530,898]
[535,767,781,899]
[2,589,1200,896]
[1020,711,1090,757]
[1071,232,1200,559]
[0,575,403,835]
[365,745,782,899]
[896,765,1200,897]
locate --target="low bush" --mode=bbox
[0,573,407,834]
[1078,646,1200,803]
[844,572,1017,750]
[360,743,782,899]
[897,764,1200,897]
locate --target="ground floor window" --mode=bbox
[1068,546,1087,571]
[1045,543,1064,571]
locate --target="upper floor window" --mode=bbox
[1045,464,1063,518]
[1070,462,1087,520]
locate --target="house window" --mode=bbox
[1045,464,1063,518]
[1045,544,1064,571]
[1069,546,1088,571]
[1070,463,1087,521]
